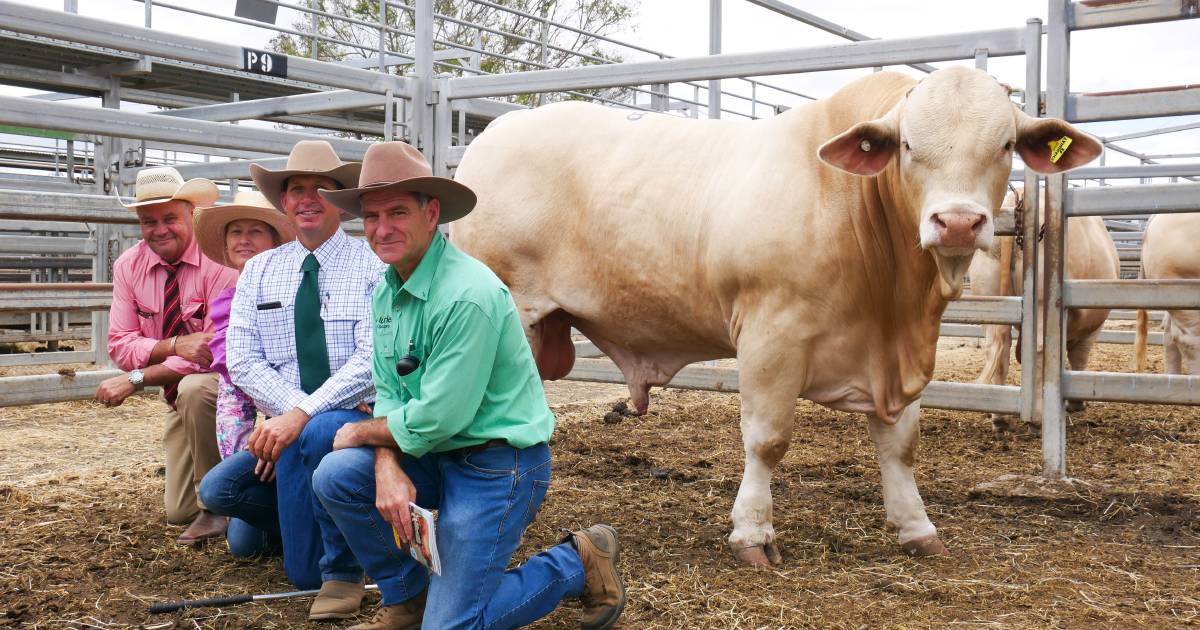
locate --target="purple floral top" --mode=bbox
[210,286,258,459]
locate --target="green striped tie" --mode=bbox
[296,253,331,394]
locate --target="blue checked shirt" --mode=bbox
[227,228,386,417]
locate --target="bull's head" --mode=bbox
[818,66,1100,296]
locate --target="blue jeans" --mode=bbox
[275,408,368,588]
[198,450,281,558]
[313,442,585,630]
[200,409,367,588]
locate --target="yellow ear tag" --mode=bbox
[1047,136,1073,164]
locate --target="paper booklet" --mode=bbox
[393,502,442,576]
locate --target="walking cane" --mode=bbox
[149,583,380,614]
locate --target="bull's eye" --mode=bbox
[902,140,912,152]
[1003,140,1015,152]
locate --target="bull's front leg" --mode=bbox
[867,400,949,556]
[728,348,801,566]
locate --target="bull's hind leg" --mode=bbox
[1064,329,1101,413]
[728,343,803,566]
[977,323,1015,431]
[869,401,947,556]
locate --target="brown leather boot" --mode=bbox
[308,580,365,621]
[570,524,626,630]
[348,589,426,630]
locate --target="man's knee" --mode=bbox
[312,449,366,505]
[177,373,217,409]
[299,410,362,466]
[311,452,342,503]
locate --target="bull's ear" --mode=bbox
[1015,110,1102,174]
[818,119,900,176]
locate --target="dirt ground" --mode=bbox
[1,338,1197,629]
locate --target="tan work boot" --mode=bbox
[308,580,365,621]
[570,524,626,630]
[348,589,426,630]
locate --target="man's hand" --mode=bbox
[173,332,214,367]
[254,458,276,483]
[375,448,416,543]
[95,375,136,408]
[332,418,396,451]
[333,422,363,451]
[248,408,310,462]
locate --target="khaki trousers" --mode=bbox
[162,372,221,524]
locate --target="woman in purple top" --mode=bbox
[194,191,295,557]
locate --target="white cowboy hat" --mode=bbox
[122,166,219,210]
[249,140,362,212]
[194,190,297,268]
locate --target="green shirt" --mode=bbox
[372,231,555,458]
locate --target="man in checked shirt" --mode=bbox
[218,140,385,619]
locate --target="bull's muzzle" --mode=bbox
[929,211,988,249]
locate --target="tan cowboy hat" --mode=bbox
[122,166,219,210]
[318,141,476,223]
[194,190,297,268]
[249,140,362,211]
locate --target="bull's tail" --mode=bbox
[1134,308,1150,373]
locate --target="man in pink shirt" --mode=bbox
[94,167,238,544]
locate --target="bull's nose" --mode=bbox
[930,212,987,248]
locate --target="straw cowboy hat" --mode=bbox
[249,140,362,212]
[122,166,219,210]
[194,190,296,268]
[319,141,476,223]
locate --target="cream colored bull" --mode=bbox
[451,67,1100,564]
[968,187,1119,429]
[1135,213,1200,375]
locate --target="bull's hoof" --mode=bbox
[1065,400,1086,413]
[902,534,950,557]
[734,542,782,566]
[989,413,1015,433]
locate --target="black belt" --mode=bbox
[463,438,510,454]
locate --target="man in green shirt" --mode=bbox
[312,141,626,630]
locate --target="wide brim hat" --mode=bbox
[194,190,297,268]
[122,166,219,210]
[318,141,476,224]
[249,140,362,212]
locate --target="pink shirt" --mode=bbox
[107,237,238,375]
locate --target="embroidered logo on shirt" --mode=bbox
[376,314,393,326]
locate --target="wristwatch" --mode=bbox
[128,369,145,390]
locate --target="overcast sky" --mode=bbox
[5,0,1198,169]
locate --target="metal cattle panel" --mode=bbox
[564,358,1021,415]
[1068,87,1200,122]
[1063,371,1200,405]
[1066,183,1200,217]
[1064,279,1200,309]
[0,369,128,407]
[1070,0,1200,30]
[446,28,1026,99]
[0,283,113,313]
[0,189,134,224]
[943,296,1024,325]
[0,235,94,256]
[0,350,94,368]
[0,95,372,159]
